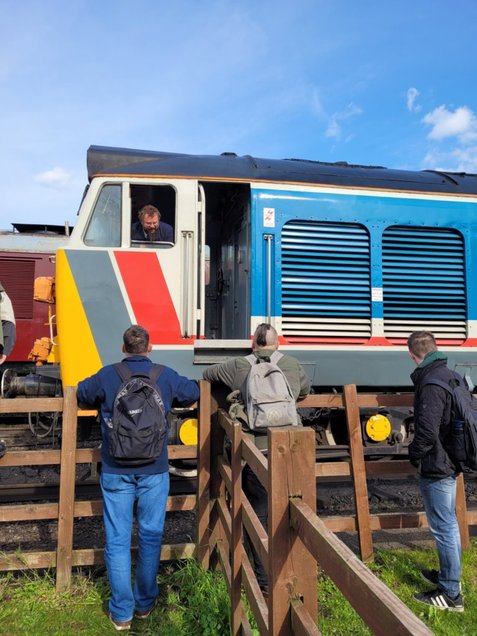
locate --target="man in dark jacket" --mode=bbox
[131,204,173,242]
[203,323,310,595]
[408,331,464,612]
[77,325,199,631]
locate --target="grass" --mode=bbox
[0,541,475,635]
[0,560,230,635]
[318,538,477,636]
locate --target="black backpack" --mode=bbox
[109,362,167,466]
[422,370,477,471]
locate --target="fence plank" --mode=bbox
[268,427,317,635]
[456,472,470,549]
[0,450,61,466]
[209,400,226,572]
[343,384,373,562]
[230,419,243,635]
[290,599,321,636]
[55,387,77,591]
[0,397,63,413]
[242,491,268,568]
[290,499,434,636]
[197,380,211,568]
[241,433,268,489]
[241,545,268,635]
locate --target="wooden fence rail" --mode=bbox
[0,380,475,634]
[0,381,211,591]
[206,383,475,635]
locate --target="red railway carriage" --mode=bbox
[0,224,69,369]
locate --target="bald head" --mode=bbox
[252,323,278,350]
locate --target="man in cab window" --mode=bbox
[131,204,173,242]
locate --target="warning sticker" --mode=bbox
[372,287,383,302]
[263,207,275,228]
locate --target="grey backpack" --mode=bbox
[243,351,298,430]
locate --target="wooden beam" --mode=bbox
[56,387,77,591]
[291,500,433,636]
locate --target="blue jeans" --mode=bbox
[100,471,169,622]
[419,475,461,598]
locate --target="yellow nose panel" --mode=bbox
[365,414,391,442]
[179,418,198,445]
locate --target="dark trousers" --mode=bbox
[242,463,268,591]
[1,321,16,356]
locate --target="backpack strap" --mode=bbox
[245,353,257,366]
[245,351,283,366]
[148,364,165,384]
[114,362,132,382]
[270,351,283,364]
[422,370,464,393]
[114,362,165,384]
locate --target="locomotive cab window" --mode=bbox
[130,184,176,247]
[84,184,121,247]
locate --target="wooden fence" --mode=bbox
[0,381,211,591]
[0,381,475,633]
[203,384,475,635]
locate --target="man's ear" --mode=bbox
[121,344,126,353]
[147,343,152,353]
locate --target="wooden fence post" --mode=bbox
[230,419,243,635]
[208,391,227,572]
[197,380,211,568]
[456,473,470,550]
[268,427,317,635]
[56,386,77,591]
[343,384,374,562]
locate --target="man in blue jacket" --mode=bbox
[77,325,199,631]
[408,331,464,612]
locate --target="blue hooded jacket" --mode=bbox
[77,355,199,474]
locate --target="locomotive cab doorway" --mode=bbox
[200,182,251,340]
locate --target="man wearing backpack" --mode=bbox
[77,325,199,631]
[203,323,310,595]
[407,331,464,612]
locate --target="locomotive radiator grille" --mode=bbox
[382,226,466,342]
[281,221,371,342]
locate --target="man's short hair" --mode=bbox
[253,323,278,348]
[407,331,437,358]
[138,205,161,221]
[123,325,149,354]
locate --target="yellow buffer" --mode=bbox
[365,413,392,442]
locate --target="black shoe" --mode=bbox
[414,589,464,612]
[420,569,439,586]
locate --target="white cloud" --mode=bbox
[406,87,421,112]
[325,102,362,140]
[423,146,477,173]
[34,167,72,189]
[451,146,477,172]
[423,105,477,143]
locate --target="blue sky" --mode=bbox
[1,0,476,231]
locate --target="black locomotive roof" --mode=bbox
[87,145,477,195]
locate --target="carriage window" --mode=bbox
[130,184,176,247]
[84,184,121,247]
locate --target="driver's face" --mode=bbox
[142,213,159,231]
